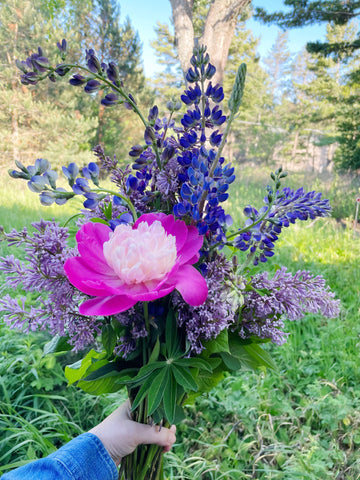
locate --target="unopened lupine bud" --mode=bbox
[8,169,29,180]
[148,105,159,122]
[87,53,102,74]
[228,63,247,114]
[84,79,101,93]
[101,93,119,106]
[69,74,86,86]
[28,175,47,193]
[44,170,58,189]
[107,62,120,83]
[144,126,156,145]
[55,64,71,76]
[57,39,67,53]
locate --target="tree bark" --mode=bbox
[200,0,251,85]
[170,0,251,85]
[169,0,194,80]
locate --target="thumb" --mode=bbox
[133,423,176,449]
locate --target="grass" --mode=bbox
[0,170,360,479]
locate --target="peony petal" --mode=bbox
[79,295,137,316]
[173,264,208,306]
[164,217,188,253]
[133,212,166,229]
[64,257,122,296]
[76,222,113,274]
[177,225,203,265]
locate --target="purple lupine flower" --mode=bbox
[240,267,340,344]
[235,187,332,265]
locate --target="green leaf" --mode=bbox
[148,368,170,416]
[242,343,277,370]
[64,350,106,385]
[172,365,198,392]
[148,338,160,364]
[174,357,212,373]
[131,371,159,411]
[202,329,230,356]
[163,371,177,424]
[102,324,117,356]
[229,333,276,370]
[90,217,110,225]
[220,352,243,371]
[129,361,167,386]
[77,375,123,395]
[43,334,72,356]
[84,364,136,382]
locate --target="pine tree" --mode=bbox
[264,30,292,103]
[255,1,360,58]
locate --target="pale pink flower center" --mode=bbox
[103,220,177,285]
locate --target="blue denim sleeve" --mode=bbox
[1,433,118,480]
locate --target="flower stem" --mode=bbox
[92,187,137,221]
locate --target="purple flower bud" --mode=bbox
[57,39,67,53]
[148,105,159,121]
[39,191,56,206]
[44,170,58,189]
[21,72,39,85]
[72,177,91,194]
[87,54,102,74]
[8,169,29,180]
[31,55,50,72]
[129,145,143,158]
[69,74,86,86]
[34,158,50,174]
[62,163,79,182]
[55,64,71,76]
[15,59,29,73]
[144,126,156,145]
[126,175,138,190]
[84,79,101,93]
[106,62,119,83]
[205,63,216,80]
[101,93,119,106]
[28,175,47,193]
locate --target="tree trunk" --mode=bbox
[291,129,299,161]
[169,0,194,80]
[200,0,251,85]
[170,0,251,85]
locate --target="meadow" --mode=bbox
[0,169,359,479]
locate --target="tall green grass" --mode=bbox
[1,172,359,479]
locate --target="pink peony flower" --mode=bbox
[64,213,208,316]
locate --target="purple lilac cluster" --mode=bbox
[173,254,235,353]
[0,220,101,351]
[239,267,341,344]
[113,306,148,358]
[235,185,332,265]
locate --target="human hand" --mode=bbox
[89,400,176,465]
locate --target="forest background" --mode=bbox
[1,1,360,479]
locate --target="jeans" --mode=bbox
[1,433,118,480]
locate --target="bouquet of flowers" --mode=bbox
[0,41,340,479]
